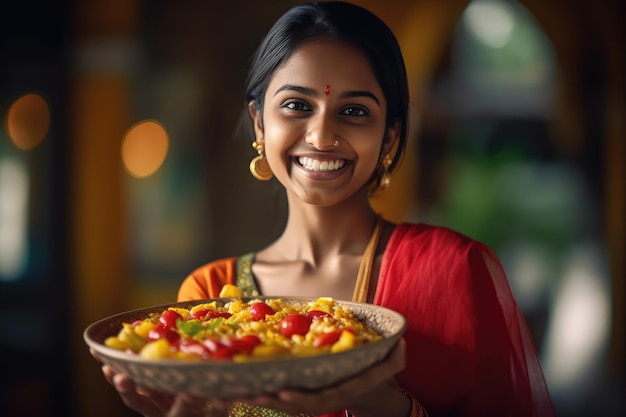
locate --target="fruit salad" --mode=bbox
[104,292,382,362]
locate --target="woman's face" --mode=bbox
[251,39,397,207]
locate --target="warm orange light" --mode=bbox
[5,93,50,150]
[121,120,169,178]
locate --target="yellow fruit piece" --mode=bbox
[227,308,251,323]
[134,320,157,339]
[292,345,324,357]
[172,351,202,361]
[310,298,335,314]
[251,344,289,359]
[104,336,130,351]
[227,300,246,314]
[189,302,217,316]
[331,330,356,353]
[219,284,242,298]
[315,297,335,307]
[119,323,147,352]
[268,299,287,311]
[140,339,172,359]
[167,307,190,319]
[310,304,331,314]
[232,353,252,363]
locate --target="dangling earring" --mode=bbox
[249,141,273,181]
[378,153,393,191]
[371,153,392,194]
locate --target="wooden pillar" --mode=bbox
[69,1,142,416]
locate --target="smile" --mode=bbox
[298,157,346,171]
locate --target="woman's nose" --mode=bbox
[304,114,340,150]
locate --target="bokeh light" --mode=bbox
[464,0,515,48]
[5,93,50,150]
[121,120,169,178]
[0,156,29,282]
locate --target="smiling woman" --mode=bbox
[249,39,393,208]
[95,2,556,417]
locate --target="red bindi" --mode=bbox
[325,84,331,96]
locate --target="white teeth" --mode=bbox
[298,157,346,171]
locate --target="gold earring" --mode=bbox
[249,141,273,181]
[371,153,392,193]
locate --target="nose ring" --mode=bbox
[333,140,339,147]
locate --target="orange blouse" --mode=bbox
[178,257,238,301]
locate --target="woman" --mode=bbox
[100,2,555,416]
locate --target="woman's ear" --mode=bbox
[248,101,264,142]
[383,120,401,155]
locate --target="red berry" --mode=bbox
[159,309,182,329]
[306,310,330,320]
[313,330,343,347]
[249,302,275,321]
[279,314,313,338]
[148,325,180,344]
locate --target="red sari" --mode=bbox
[178,223,555,417]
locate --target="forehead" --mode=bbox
[267,40,382,93]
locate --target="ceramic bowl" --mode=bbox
[84,296,406,398]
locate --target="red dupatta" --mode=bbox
[374,223,555,416]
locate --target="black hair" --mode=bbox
[245,1,409,174]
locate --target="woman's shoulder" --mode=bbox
[178,255,246,301]
[382,222,501,288]
[391,222,485,250]
[383,222,495,273]
[187,256,239,277]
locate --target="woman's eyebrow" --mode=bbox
[274,85,316,96]
[340,91,380,106]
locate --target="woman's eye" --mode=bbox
[341,107,368,117]
[282,101,311,112]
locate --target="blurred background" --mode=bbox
[0,0,623,416]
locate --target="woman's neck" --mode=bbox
[270,195,379,267]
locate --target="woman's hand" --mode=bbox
[235,338,411,417]
[92,349,230,417]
